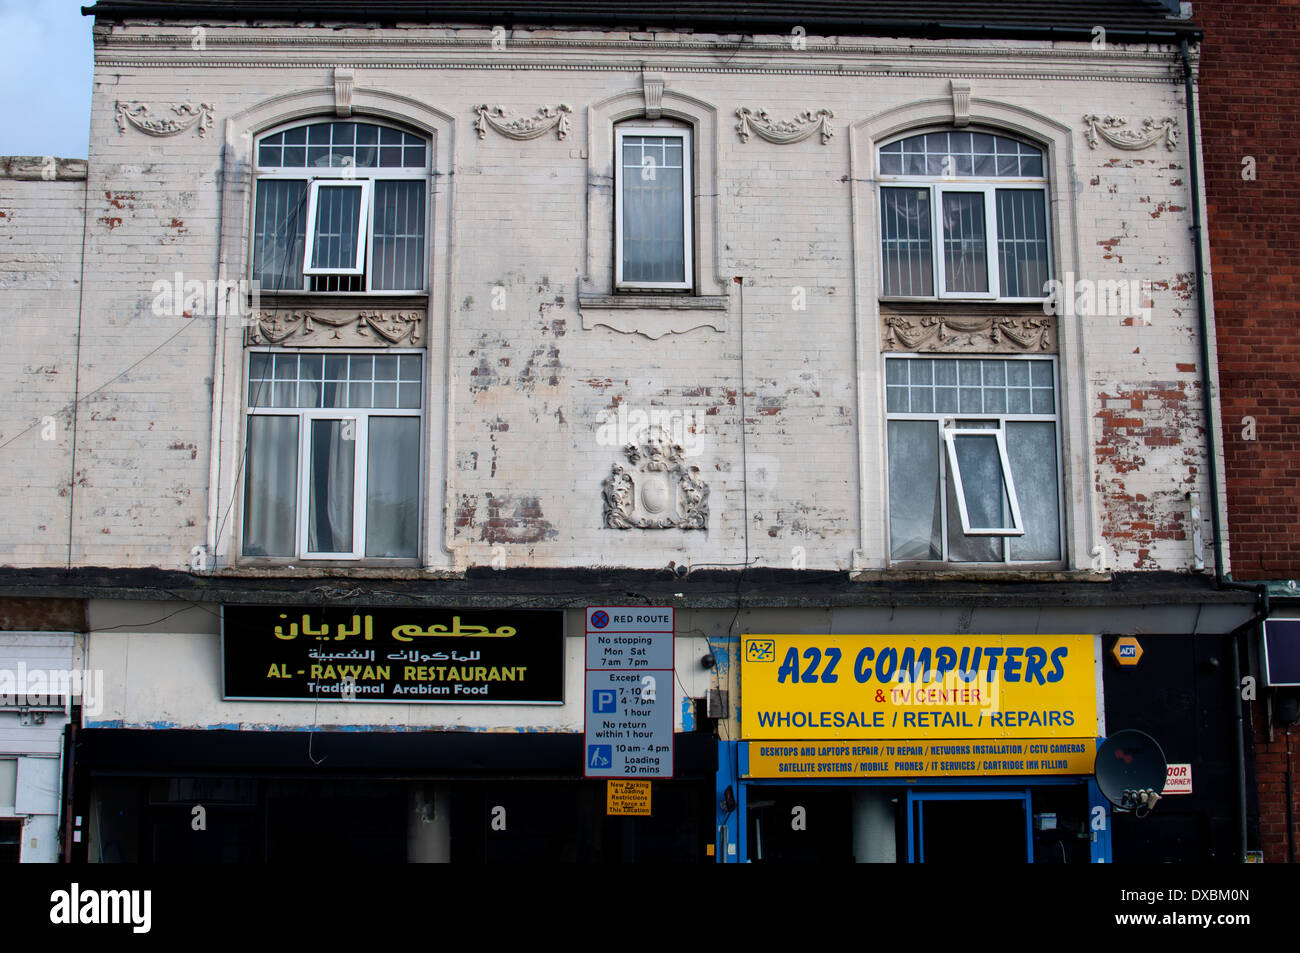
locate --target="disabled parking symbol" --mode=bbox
[588,745,612,769]
[592,689,617,713]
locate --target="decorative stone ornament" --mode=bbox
[115,101,215,138]
[474,104,572,141]
[735,107,834,145]
[1082,114,1179,152]
[881,312,1056,353]
[643,75,665,119]
[603,427,709,530]
[333,68,355,117]
[245,309,423,346]
[950,80,972,127]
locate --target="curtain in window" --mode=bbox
[621,135,686,283]
[372,181,426,291]
[945,477,1003,562]
[242,416,298,556]
[1007,421,1061,561]
[887,420,942,560]
[365,417,420,557]
[252,180,307,291]
[880,188,933,296]
[307,419,355,553]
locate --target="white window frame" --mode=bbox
[250,119,431,295]
[935,185,997,300]
[242,348,424,563]
[614,123,694,291]
[294,410,368,559]
[942,425,1025,536]
[878,132,1052,303]
[302,179,372,277]
[883,353,1064,565]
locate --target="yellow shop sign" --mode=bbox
[740,634,1097,741]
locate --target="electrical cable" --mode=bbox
[212,186,308,558]
[66,156,91,570]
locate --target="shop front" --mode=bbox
[727,633,1109,863]
[0,631,81,863]
[74,599,717,862]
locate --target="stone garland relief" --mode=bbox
[475,104,572,141]
[115,101,215,138]
[1081,114,1179,152]
[245,309,423,346]
[881,313,1056,353]
[603,428,709,530]
[735,107,834,145]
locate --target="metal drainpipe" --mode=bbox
[1179,41,1227,587]
[1181,40,1266,863]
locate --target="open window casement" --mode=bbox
[942,423,1025,536]
[303,179,371,277]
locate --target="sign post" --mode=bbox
[584,607,674,781]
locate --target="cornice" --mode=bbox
[93,57,1181,84]
[95,30,1186,61]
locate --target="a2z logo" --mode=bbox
[776,647,841,684]
[746,640,776,662]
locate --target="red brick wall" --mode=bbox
[1197,1,1300,579]
[1250,703,1298,862]
[1198,0,1300,865]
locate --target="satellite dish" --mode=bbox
[1094,729,1167,814]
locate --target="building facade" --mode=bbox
[0,0,1261,861]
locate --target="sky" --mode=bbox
[0,0,94,159]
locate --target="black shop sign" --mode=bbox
[222,605,564,704]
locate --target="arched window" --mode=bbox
[251,118,430,293]
[878,130,1050,301]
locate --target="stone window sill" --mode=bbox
[578,293,728,339]
[579,293,728,310]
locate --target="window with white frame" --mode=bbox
[615,123,693,290]
[878,130,1050,301]
[242,351,422,560]
[885,355,1062,564]
[251,119,429,293]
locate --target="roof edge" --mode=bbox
[81,3,1202,43]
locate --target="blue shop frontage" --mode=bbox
[709,589,1260,864]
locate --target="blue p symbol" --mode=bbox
[593,689,616,713]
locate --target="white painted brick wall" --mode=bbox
[0,174,84,564]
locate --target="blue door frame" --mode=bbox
[716,740,1112,863]
[906,789,1032,863]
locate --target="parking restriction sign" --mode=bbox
[584,606,674,778]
